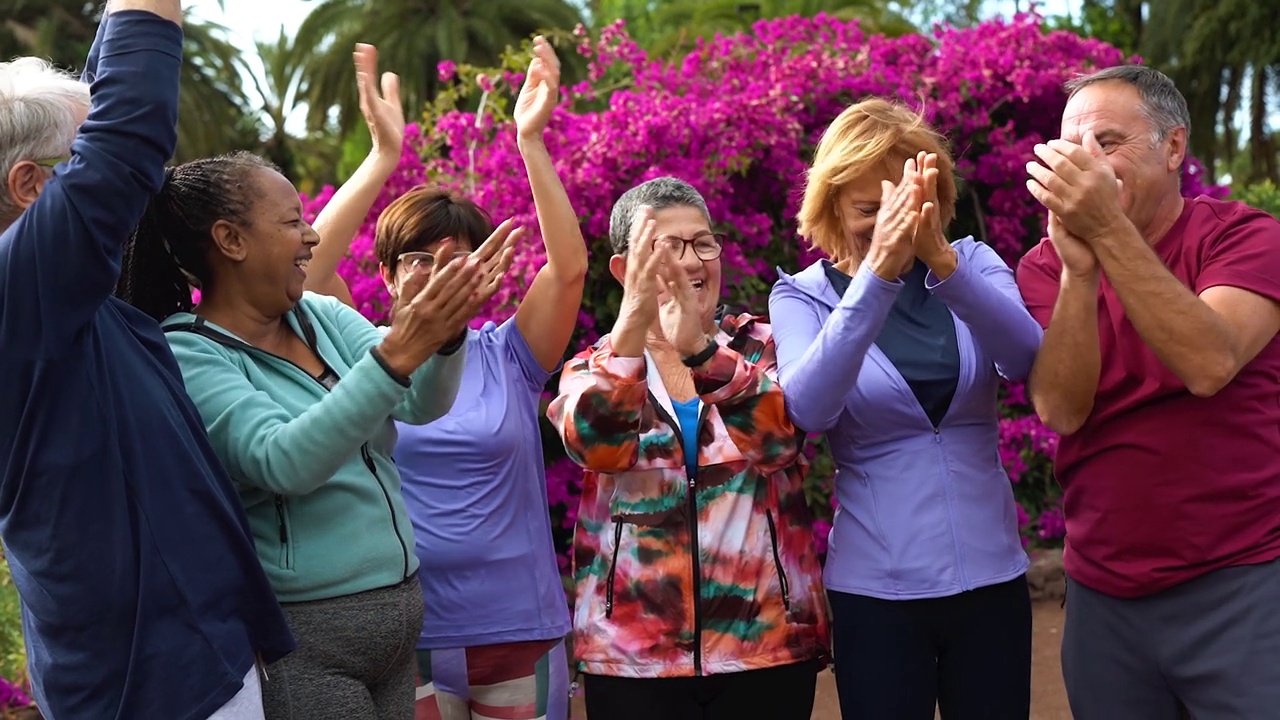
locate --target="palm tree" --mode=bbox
[1138,0,1280,183]
[294,0,586,136]
[174,13,262,161]
[1,0,260,161]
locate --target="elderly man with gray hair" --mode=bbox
[1018,64,1280,718]
[0,1,293,718]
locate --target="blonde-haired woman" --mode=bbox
[769,98,1043,718]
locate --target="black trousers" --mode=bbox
[582,660,821,720]
[829,575,1032,720]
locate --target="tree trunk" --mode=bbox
[1248,64,1276,183]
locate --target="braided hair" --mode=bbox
[115,151,279,321]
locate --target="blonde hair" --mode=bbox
[798,98,958,261]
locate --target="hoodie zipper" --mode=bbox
[164,318,411,582]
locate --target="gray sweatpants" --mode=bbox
[262,577,425,720]
[1062,558,1280,720]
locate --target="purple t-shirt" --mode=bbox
[395,318,571,649]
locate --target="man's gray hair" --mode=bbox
[608,176,712,255]
[1065,64,1191,145]
[0,58,91,224]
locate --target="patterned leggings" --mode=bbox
[414,638,569,720]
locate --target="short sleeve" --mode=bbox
[492,317,558,392]
[1015,239,1061,330]
[1194,209,1280,303]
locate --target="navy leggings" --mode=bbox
[829,576,1031,720]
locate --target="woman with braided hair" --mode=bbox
[114,46,520,720]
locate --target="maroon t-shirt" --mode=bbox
[1017,197,1280,598]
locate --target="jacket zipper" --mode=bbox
[274,495,291,569]
[649,393,707,675]
[934,427,970,590]
[764,510,791,611]
[362,444,411,580]
[604,521,623,618]
[165,318,410,581]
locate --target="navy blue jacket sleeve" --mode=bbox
[0,11,182,358]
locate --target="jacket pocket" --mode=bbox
[604,520,624,618]
[274,495,295,570]
[765,510,791,611]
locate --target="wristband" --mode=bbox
[438,332,466,357]
[681,339,719,368]
[369,346,411,387]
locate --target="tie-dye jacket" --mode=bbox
[547,311,830,678]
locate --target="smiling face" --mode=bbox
[610,203,723,332]
[1060,80,1186,238]
[211,167,319,315]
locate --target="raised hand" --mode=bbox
[378,246,484,375]
[1025,131,1128,243]
[910,151,955,275]
[864,156,922,281]
[514,36,561,141]
[445,223,521,336]
[609,207,668,356]
[657,259,710,357]
[354,43,405,160]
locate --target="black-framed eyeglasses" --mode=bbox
[652,232,725,261]
[397,250,470,271]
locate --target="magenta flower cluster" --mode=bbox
[0,676,31,710]
[310,13,1227,567]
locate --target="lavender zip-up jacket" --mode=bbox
[769,237,1043,599]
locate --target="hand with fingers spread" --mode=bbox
[657,259,711,358]
[610,207,668,357]
[514,35,561,142]
[442,221,522,340]
[1025,131,1128,243]
[865,156,923,281]
[354,43,405,162]
[378,245,484,376]
[909,151,958,277]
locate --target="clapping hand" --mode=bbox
[1025,131,1128,244]
[609,208,668,357]
[864,156,922,281]
[460,219,522,320]
[657,258,710,358]
[910,151,957,275]
[514,36,561,141]
[353,43,405,162]
[379,245,483,375]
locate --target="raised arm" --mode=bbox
[0,3,181,356]
[304,44,404,307]
[925,239,1043,381]
[546,340,648,474]
[1016,224,1100,435]
[167,330,417,496]
[769,266,899,433]
[319,293,466,425]
[512,37,588,372]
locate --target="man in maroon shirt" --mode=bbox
[1018,64,1280,718]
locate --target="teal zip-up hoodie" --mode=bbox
[162,292,465,603]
